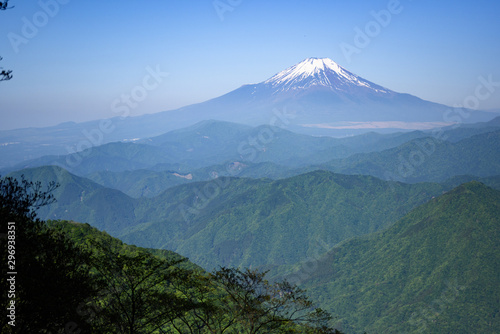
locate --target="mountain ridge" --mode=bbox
[2,58,499,168]
[262,57,393,95]
[289,181,500,333]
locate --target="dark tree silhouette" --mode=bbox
[0,1,13,10]
[169,267,342,333]
[1,59,13,81]
[85,239,201,334]
[1,1,13,81]
[0,175,97,333]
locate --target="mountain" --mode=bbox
[323,129,500,183]
[9,166,447,270]
[7,120,500,198]
[438,115,500,142]
[262,57,392,94]
[7,121,347,175]
[8,141,184,176]
[118,170,447,270]
[86,161,295,198]
[6,120,352,176]
[289,182,500,333]
[2,58,498,169]
[7,166,138,234]
[172,57,495,133]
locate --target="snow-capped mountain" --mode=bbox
[2,57,498,168]
[174,57,493,131]
[263,57,391,95]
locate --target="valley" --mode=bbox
[2,57,500,333]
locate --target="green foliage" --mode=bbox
[8,167,449,271]
[168,267,340,334]
[0,173,342,333]
[85,240,200,334]
[292,182,500,333]
[45,222,342,333]
[209,267,334,334]
[0,175,97,333]
[120,170,446,270]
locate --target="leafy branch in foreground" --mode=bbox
[0,1,13,10]
[84,239,202,334]
[0,57,12,81]
[213,267,338,333]
[0,1,13,81]
[169,267,341,333]
[0,175,58,220]
[1,175,95,333]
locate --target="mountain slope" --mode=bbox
[262,57,392,95]
[118,170,446,270]
[9,166,448,271]
[291,182,500,333]
[323,130,500,183]
[9,120,351,176]
[86,161,295,198]
[7,166,138,234]
[173,57,494,134]
[3,58,498,169]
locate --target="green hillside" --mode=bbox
[292,182,500,333]
[86,161,295,198]
[46,220,202,271]
[7,166,138,234]
[1,174,337,333]
[324,130,500,183]
[119,170,446,270]
[8,166,449,272]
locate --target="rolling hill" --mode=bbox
[288,182,500,333]
[7,166,138,234]
[8,166,448,271]
[323,129,500,183]
[118,170,447,270]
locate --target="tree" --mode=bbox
[1,1,13,81]
[0,1,14,10]
[166,270,234,333]
[0,175,58,221]
[169,267,342,333]
[86,239,201,334]
[0,175,97,333]
[1,57,13,81]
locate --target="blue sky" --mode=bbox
[1,0,499,130]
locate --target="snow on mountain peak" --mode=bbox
[263,57,391,94]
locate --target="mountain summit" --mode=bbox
[263,57,391,95]
[2,57,499,168]
[184,57,489,131]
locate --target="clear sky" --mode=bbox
[1,0,499,130]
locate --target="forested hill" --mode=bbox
[0,174,341,333]
[290,182,500,333]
